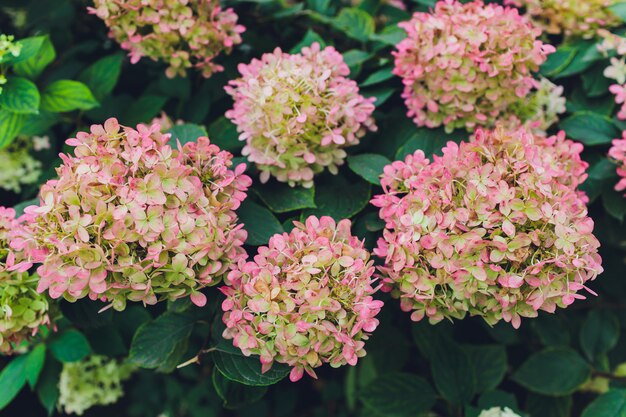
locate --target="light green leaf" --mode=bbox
[333,8,375,42]
[2,36,45,65]
[0,109,27,149]
[78,53,124,100]
[0,76,40,114]
[13,36,56,80]
[25,344,46,389]
[609,3,626,22]
[41,80,99,112]
[0,355,27,410]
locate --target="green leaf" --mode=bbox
[531,315,571,347]
[603,189,626,221]
[2,36,45,65]
[0,109,26,149]
[361,67,394,87]
[370,25,406,45]
[582,389,626,417]
[60,299,113,328]
[212,371,268,409]
[303,178,371,220]
[167,123,208,147]
[396,127,465,160]
[237,200,284,245]
[49,329,92,363]
[609,3,626,22]
[540,46,577,77]
[559,111,620,145]
[333,8,375,42]
[13,36,56,80]
[431,342,476,405]
[123,94,168,126]
[0,76,40,114]
[40,80,99,112]
[25,344,46,389]
[78,53,124,100]
[363,86,395,106]
[212,343,290,386]
[128,312,196,369]
[464,345,507,394]
[527,393,572,417]
[254,182,316,213]
[512,348,591,396]
[290,30,326,53]
[359,372,436,417]
[207,116,242,152]
[0,355,27,410]
[36,359,61,416]
[580,310,620,361]
[347,153,391,185]
[19,110,60,137]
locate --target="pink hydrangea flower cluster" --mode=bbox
[225,43,377,188]
[0,207,52,354]
[608,132,626,193]
[89,0,245,78]
[393,0,555,132]
[221,216,383,382]
[372,127,603,328]
[24,118,251,311]
[506,0,621,39]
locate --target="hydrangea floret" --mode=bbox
[225,42,377,188]
[221,216,383,381]
[608,132,626,193]
[506,0,621,39]
[58,355,134,415]
[372,127,602,328]
[393,0,555,132]
[0,34,21,93]
[0,136,45,193]
[89,0,244,78]
[0,207,51,354]
[509,77,566,135]
[478,407,522,417]
[24,118,251,311]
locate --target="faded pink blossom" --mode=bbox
[221,216,383,381]
[23,118,251,311]
[372,127,602,328]
[609,131,626,193]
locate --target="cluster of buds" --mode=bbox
[609,132,626,193]
[89,0,245,78]
[0,207,51,354]
[506,0,621,39]
[58,355,135,415]
[225,43,377,188]
[0,34,21,93]
[221,216,383,381]
[24,118,251,311]
[393,0,554,132]
[0,135,49,194]
[372,127,602,328]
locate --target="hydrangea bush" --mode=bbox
[3,0,626,416]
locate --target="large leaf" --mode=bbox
[302,178,371,220]
[0,355,27,410]
[36,358,61,416]
[13,36,56,80]
[582,389,626,417]
[207,116,242,152]
[212,371,268,409]
[559,112,620,145]
[60,299,113,328]
[212,343,290,386]
[254,182,316,213]
[128,312,196,369]
[78,53,124,100]
[333,8,375,42]
[25,344,47,389]
[167,123,208,147]
[431,341,476,405]
[49,329,92,363]
[2,36,45,65]
[347,153,391,185]
[359,372,436,417]
[40,80,99,112]
[512,348,591,396]
[0,109,26,149]
[464,345,507,394]
[0,76,40,114]
[237,200,284,245]
[580,310,620,361]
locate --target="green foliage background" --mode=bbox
[2,0,626,416]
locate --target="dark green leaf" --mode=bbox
[78,53,124,100]
[396,127,464,160]
[333,8,375,42]
[527,393,572,417]
[237,200,284,245]
[19,110,60,136]
[531,315,571,346]
[25,344,46,389]
[361,67,394,87]
[580,310,620,361]
[212,343,290,386]
[207,116,242,152]
[212,371,268,409]
[120,94,167,126]
[540,46,577,77]
[128,312,195,369]
[559,112,620,145]
[370,25,406,45]
[13,36,56,80]
[254,182,316,213]
[0,109,26,149]
[36,359,61,416]
[347,153,390,185]
[603,189,626,221]
[290,30,326,53]
[302,178,371,220]
[60,299,113,328]
[49,329,91,363]
[512,348,591,396]
[464,345,507,394]
[582,389,626,417]
[0,355,27,410]
[167,123,208,146]
[431,342,476,405]
[359,372,436,417]
[41,80,99,112]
